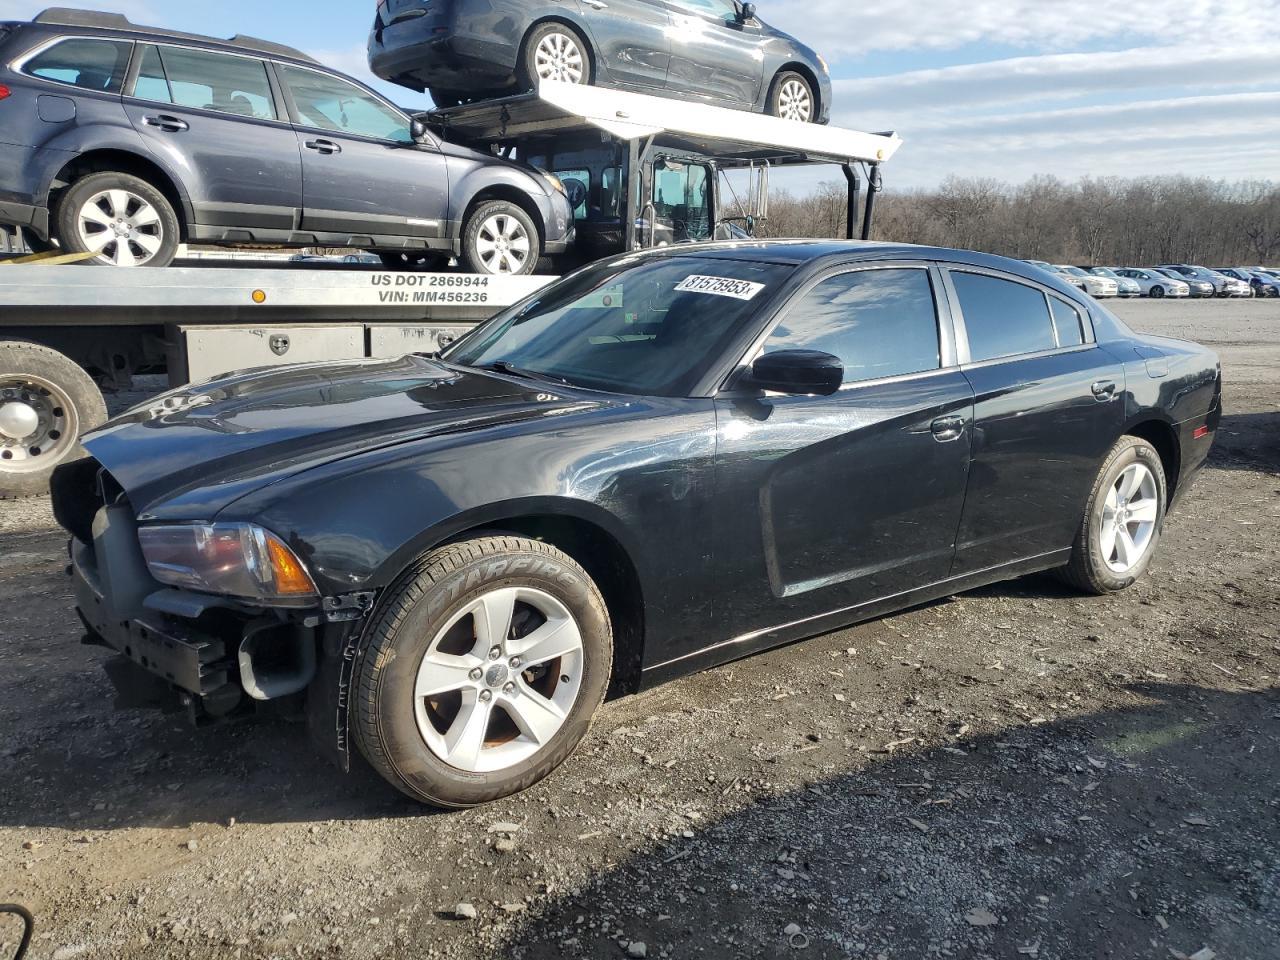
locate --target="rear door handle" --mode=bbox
[931,416,966,443]
[1091,380,1118,401]
[143,115,189,132]
[305,139,342,155]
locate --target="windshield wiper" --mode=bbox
[475,361,574,388]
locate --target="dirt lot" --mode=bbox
[1,299,1277,960]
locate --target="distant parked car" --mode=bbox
[369,0,833,124]
[1083,267,1141,298]
[1219,267,1279,298]
[1157,265,1238,298]
[0,8,575,272]
[1153,269,1214,298]
[1115,268,1190,299]
[1055,265,1118,298]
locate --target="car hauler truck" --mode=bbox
[0,81,901,497]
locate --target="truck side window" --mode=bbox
[651,159,711,244]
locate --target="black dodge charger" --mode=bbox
[53,242,1220,808]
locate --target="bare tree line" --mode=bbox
[757,175,1280,266]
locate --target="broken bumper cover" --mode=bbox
[72,539,234,698]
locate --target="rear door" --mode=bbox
[122,43,303,236]
[663,0,766,107]
[276,62,449,243]
[577,0,673,90]
[944,267,1125,574]
[710,263,974,647]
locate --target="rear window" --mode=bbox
[22,37,132,93]
[951,271,1057,363]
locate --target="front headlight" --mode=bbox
[138,523,318,603]
[540,171,567,196]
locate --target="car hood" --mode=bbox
[83,356,607,519]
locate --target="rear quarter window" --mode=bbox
[22,37,132,93]
[951,271,1058,363]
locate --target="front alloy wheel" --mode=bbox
[354,535,612,807]
[461,200,540,276]
[771,72,815,123]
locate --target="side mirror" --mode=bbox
[410,118,429,143]
[749,350,843,396]
[739,2,757,21]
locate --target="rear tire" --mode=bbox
[460,200,540,276]
[429,88,463,109]
[54,172,179,268]
[519,23,592,90]
[0,341,107,500]
[1057,436,1167,595]
[353,536,613,808]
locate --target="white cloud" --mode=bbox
[766,0,1280,61]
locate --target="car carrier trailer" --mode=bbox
[0,81,901,498]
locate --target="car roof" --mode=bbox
[630,240,1092,302]
[26,7,319,66]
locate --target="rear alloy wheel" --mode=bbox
[1058,436,1167,595]
[461,200,540,276]
[521,23,591,89]
[771,71,815,123]
[56,172,179,268]
[0,341,107,499]
[354,536,613,807]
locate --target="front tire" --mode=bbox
[54,172,179,268]
[0,341,107,500]
[353,535,613,808]
[1149,285,1165,299]
[460,200,540,276]
[769,71,816,123]
[1058,436,1167,595]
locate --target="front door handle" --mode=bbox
[305,139,342,155]
[931,416,967,443]
[1091,380,1118,401]
[143,115,189,132]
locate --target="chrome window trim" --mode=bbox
[940,264,1097,367]
[719,261,958,394]
[123,39,284,123]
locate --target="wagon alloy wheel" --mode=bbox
[778,78,814,122]
[476,213,532,274]
[534,31,586,84]
[1099,463,1159,574]
[0,375,77,474]
[414,586,586,773]
[77,188,165,267]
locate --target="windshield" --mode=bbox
[1062,267,1088,278]
[1091,268,1118,279]
[448,255,794,397]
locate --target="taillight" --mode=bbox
[0,85,11,100]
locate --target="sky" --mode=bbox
[3,0,1278,191]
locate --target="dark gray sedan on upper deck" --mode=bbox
[54,241,1220,808]
[369,0,832,123]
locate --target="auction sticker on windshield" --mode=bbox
[675,275,767,301]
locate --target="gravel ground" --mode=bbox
[1,299,1277,960]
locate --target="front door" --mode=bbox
[123,43,303,235]
[663,0,766,107]
[709,264,974,650]
[648,157,713,245]
[944,268,1126,574]
[277,63,449,243]
[577,0,673,91]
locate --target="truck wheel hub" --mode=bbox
[0,400,40,440]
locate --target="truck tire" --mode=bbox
[460,200,541,276]
[0,341,108,500]
[54,172,180,269]
[353,535,613,808]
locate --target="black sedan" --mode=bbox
[369,0,832,123]
[53,242,1220,808]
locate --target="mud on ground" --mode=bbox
[0,299,1277,960]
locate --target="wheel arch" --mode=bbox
[1124,417,1182,502]
[46,149,192,240]
[373,498,647,699]
[459,184,548,246]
